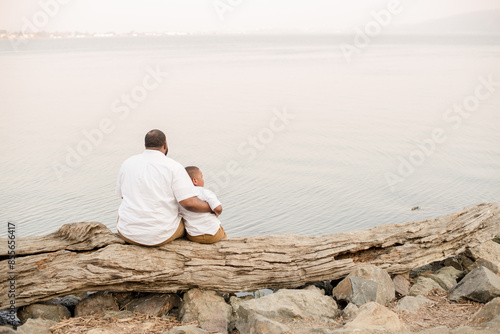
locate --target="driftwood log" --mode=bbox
[1,203,499,309]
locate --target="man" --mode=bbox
[116,129,213,246]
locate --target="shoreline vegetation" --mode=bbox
[1,203,499,333]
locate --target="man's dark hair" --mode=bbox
[145,129,166,148]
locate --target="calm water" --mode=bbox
[1,35,499,238]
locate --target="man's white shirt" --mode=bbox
[116,150,196,245]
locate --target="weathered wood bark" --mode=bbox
[1,203,499,309]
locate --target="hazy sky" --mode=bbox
[1,0,499,33]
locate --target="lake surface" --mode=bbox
[1,34,499,238]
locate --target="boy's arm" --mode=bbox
[202,188,222,212]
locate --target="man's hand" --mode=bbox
[179,196,212,213]
[212,205,222,217]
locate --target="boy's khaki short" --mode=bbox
[186,225,227,244]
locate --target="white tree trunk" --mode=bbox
[1,203,498,309]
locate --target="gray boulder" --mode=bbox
[444,254,475,273]
[449,266,500,303]
[0,327,16,334]
[422,266,463,291]
[237,312,290,334]
[16,318,56,334]
[341,303,359,320]
[46,294,81,311]
[466,241,500,274]
[337,265,396,306]
[332,276,378,307]
[409,277,445,296]
[229,295,254,331]
[163,325,210,334]
[238,287,338,322]
[484,315,500,329]
[124,293,180,317]
[236,287,338,334]
[17,303,70,323]
[470,297,500,325]
[394,295,433,313]
[179,289,232,334]
[393,275,410,296]
[74,293,119,317]
[344,302,404,331]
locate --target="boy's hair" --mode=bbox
[185,166,200,179]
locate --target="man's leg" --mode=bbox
[155,219,186,246]
[118,219,186,247]
[187,225,227,244]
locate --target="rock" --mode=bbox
[394,296,433,313]
[0,310,20,328]
[393,275,410,297]
[309,281,334,295]
[410,261,445,279]
[236,287,338,334]
[16,318,56,334]
[124,293,180,317]
[46,295,81,311]
[17,303,70,323]
[332,276,378,307]
[0,327,16,334]
[470,297,500,325]
[345,265,396,306]
[237,287,339,322]
[472,259,500,275]
[484,315,500,329]
[449,266,500,303]
[101,310,135,319]
[409,277,445,296]
[163,325,210,334]
[236,312,290,334]
[74,293,119,317]
[229,295,254,331]
[179,289,232,334]
[422,266,463,291]
[466,241,500,274]
[112,292,137,309]
[344,302,404,331]
[341,303,359,320]
[444,254,475,273]
[493,234,500,244]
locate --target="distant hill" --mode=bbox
[399,9,500,34]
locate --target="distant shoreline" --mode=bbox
[1,31,500,41]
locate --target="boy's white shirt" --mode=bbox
[180,186,222,236]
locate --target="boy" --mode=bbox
[180,166,227,244]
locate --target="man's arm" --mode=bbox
[212,205,222,217]
[179,196,212,213]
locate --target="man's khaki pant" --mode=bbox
[118,219,187,247]
[117,220,227,246]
